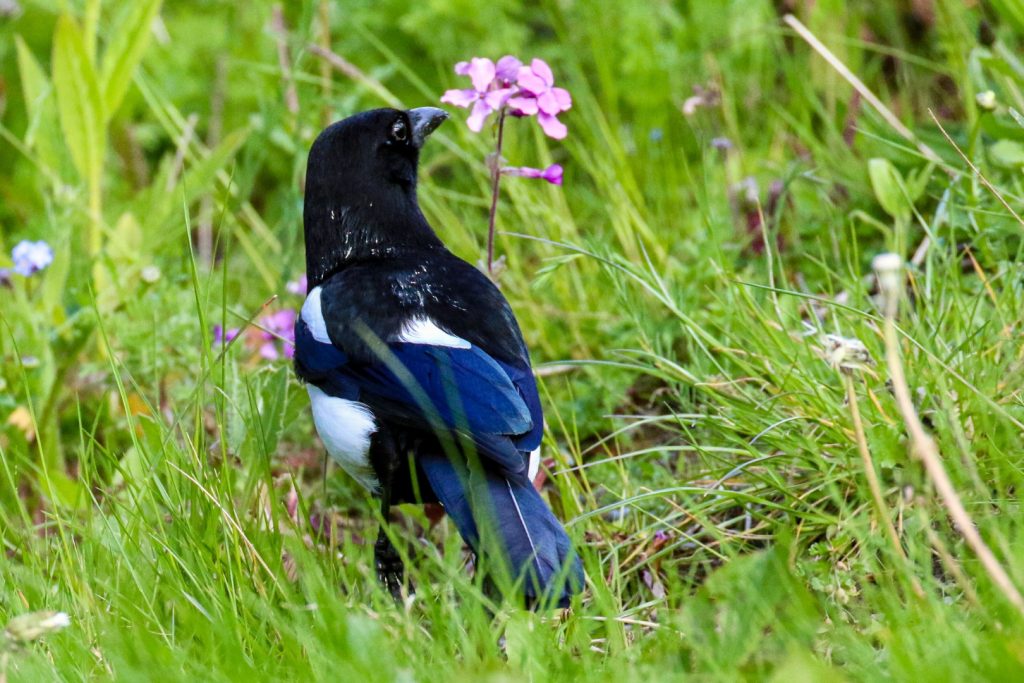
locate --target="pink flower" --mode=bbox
[212,325,240,346]
[493,55,522,84]
[508,59,572,139]
[440,55,572,139]
[502,163,563,186]
[441,56,519,132]
[286,274,307,296]
[259,309,297,360]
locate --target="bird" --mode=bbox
[293,106,584,607]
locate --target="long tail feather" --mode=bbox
[419,449,584,608]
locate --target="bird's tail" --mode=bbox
[418,448,584,608]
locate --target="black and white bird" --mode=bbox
[293,106,584,607]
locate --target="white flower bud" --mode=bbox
[823,334,873,372]
[141,266,161,283]
[872,252,904,297]
[4,611,71,644]
[976,90,997,112]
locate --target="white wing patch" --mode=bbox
[528,447,541,481]
[301,286,331,343]
[307,385,379,491]
[396,317,471,348]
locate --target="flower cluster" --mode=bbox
[2,240,54,286]
[440,56,572,273]
[212,309,296,361]
[442,56,572,141]
[258,309,296,360]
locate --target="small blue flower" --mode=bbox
[11,240,53,276]
[711,136,733,151]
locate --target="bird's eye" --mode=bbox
[390,120,408,142]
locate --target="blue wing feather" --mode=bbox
[296,316,582,606]
[294,319,357,399]
[495,358,543,452]
[295,318,535,471]
[418,448,584,607]
[353,342,531,437]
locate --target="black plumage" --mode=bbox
[294,107,583,607]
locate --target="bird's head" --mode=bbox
[303,107,448,287]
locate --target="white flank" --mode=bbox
[301,286,331,343]
[528,447,541,481]
[396,317,471,348]
[307,385,379,491]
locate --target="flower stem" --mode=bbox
[843,371,924,599]
[486,108,507,275]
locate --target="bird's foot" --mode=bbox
[375,534,409,603]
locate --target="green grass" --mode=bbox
[3,0,1024,679]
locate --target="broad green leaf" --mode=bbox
[904,163,935,204]
[41,236,72,317]
[107,211,143,262]
[52,14,105,189]
[15,36,49,131]
[100,0,163,117]
[83,0,102,61]
[988,0,1024,33]
[138,128,249,238]
[867,158,908,221]
[181,128,250,206]
[14,36,62,171]
[990,139,1024,169]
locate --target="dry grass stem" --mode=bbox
[271,5,299,116]
[843,373,924,597]
[783,14,944,166]
[928,110,1024,228]
[875,254,1024,616]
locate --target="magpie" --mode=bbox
[293,106,584,607]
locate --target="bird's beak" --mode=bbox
[407,107,448,148]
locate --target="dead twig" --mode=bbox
[308,44,402,108]
[929,109,1024,229]
[783,14,944,166]
[271,5,299,116]
[874,253,1024,616]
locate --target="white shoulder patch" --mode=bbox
[301,286,331,343]
[396,317,471,349]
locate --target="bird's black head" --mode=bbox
[303,107,448,288]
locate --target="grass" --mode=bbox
[3,0,1024,679]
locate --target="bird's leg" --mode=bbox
[372,430,405,602]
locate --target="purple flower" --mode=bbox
[441,57,518,132]
[0,268,11,289]
[509,59,572,139]
[258,342,279,360]
[711,136,733,151]
[11,240,53,277]
[286,274,307,296]
[502,163,563,186]
[212,325,240,346]
[259,309,297,360]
